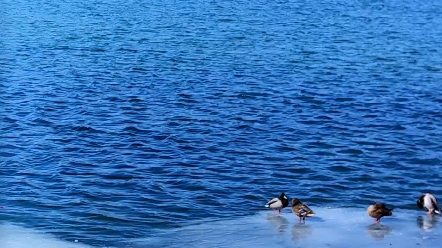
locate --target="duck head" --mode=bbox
[279,192,288,200]
[291,198,301,206]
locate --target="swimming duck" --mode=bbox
[417,193,441,214]
[291,198,315,222]
[367,202,394,223]
[265,192,289,214]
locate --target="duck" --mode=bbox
[417,193,441,214]
[291,198,315,222]
[367,202,394,223]
[265,192,289,214]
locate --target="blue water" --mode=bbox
[1,0,442,247]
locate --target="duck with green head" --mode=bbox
[265,193,289,214]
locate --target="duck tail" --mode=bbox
[435,210,441,215]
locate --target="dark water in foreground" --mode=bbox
[1,0,442,247]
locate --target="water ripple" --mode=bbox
[1,0,442,247]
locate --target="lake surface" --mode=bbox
[1,0,442,247]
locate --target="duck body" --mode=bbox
[417,193,441,215]
[291,198,315,222]
[367,202,394,223]
[265,193,289,214]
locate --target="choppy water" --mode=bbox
[1,0,442,247]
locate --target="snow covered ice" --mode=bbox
[0,224,91,248]
[133,207,442,248]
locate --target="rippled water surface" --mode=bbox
[1,0,442,247]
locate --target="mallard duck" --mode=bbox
[291,198,315,222]
[367,202,394,223]
[265,192,289,214]
[417,193,441,215]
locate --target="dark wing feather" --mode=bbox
[293,204,314,217]
[301,204,314,215]
[417,195,425,209]
[376,207,392,217]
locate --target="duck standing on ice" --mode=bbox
[417,193,441,215]
[291,198,315,223]
[367,202,394,223]
[265,192,289,214]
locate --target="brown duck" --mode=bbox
[367,202,394,223]
[291,198,315,222]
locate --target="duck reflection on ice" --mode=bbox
[417,214,440,231]
[266,214,289,234]
[366,223,393,240]
[291,223,312,242]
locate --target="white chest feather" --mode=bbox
[424,195,434,209]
